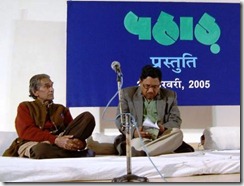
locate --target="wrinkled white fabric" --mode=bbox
[0,150,240,182]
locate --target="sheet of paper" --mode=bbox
[142,117,159,129]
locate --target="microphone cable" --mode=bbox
[101,72,123,122]
[102,68,166,181]
[132,117,167,182]
[118,112,166,182]
[103,109,167,181]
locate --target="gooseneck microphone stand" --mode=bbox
[112,66,149,182]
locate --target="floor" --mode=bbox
[75,173,240,183]
[153,173,240,182]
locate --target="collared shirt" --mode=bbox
[143,98,158,123]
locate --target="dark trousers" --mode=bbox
[113,134,126,155]
[30,111,95,159]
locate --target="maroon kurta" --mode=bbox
[15,100,73,144]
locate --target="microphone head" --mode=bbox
[111,61,121,72]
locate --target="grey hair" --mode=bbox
[29,74,50,99]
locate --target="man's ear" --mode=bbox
[33,90,39,97]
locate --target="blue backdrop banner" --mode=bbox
[67,1,240,107]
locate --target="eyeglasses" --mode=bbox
[142,84,160,90]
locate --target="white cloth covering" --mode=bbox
[0,150,240,182]
[203,127,240,150]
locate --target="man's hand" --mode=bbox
[133,126,151,139]
[158,122,165,135]
[54,135,86,151]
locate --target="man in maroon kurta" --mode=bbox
[3,74,96,159]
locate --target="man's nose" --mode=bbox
[147,87,154,92]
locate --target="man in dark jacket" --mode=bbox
[114,65,194,156]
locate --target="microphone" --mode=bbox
[111,61,121,74]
